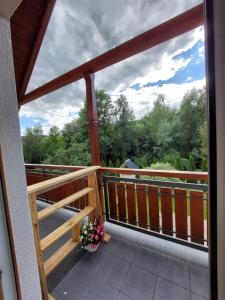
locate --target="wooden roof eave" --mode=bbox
[19,3,204,106]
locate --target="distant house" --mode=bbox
[120,159,138,178]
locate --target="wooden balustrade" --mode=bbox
[25,164,208,252]
[27,166,104,300]
[104,176,208,250]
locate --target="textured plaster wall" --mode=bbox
[0,17,42,299]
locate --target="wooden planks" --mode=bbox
[44,239,79,276]
[117,182,126,222]
[27,166,100,195]
[38,187,93,220]
[48,293,55,300]
[126,183,136,225]
[29,193,49,300]
[174,189,187,240]
[108,181,117,220]
[190,191,204,244]
[20,5,203,105]
[136,184,148,229]
[99,167,208,181]
[41,206,95,251]
[148,186,160,232]
[161,188,173,236]
[0,271,4,300]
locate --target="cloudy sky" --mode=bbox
[19,0,205,135]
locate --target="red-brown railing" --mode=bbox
[25,164,208,251]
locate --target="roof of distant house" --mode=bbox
[121,159,139,169]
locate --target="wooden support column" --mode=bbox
[85,73,101,166]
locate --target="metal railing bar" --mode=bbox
[104,176,208,192]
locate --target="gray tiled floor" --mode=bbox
[51,223,209,300]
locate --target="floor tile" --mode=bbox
[191,292,208,300]
[158,254,190,289]
[117,292,133,300]
[154,278,190,300]
[190,264,209,299]
[100,254,130,289]
[85,283,118,300]
[133,246,161,275]
[121,265,156,300]
[106,237,138,263]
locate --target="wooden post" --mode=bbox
[87,173,98,222]
[29,193,49,300]
[72,223,80,242]
[85,73,101,166]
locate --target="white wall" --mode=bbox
[0,17,42,299]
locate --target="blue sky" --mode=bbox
[19,0,204,135]
[130,40,205,91]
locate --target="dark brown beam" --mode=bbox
[85,73,101,165]
[19,4,203,105]
[18,0,56,101]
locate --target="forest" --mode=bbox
[22,88,207,171]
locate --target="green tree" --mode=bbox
[22,124,46,163]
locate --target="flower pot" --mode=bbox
[84,243,99,252]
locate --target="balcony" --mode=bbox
[26,164,209,300]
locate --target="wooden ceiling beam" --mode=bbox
[19,4,203,106]
[18,0,56,101]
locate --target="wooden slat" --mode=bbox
[20,5,203,105]
[0,271,4,300]
[26,164,208,181]
[38,187,93,221]
[44,239,79,276]
[136,184,148,229]
[190,191,204,244]
[103,233,111,243]
[48,293,55,300]
[161,188,173,236]
[126,183,136,225]
[87,173,97,222]
[117,182,126,222]
[25,163,86,171]
[108,181,117,219]
[85,74,101,165]
[28,166,100,195]
[29,193,49,299]
[148,186,160,232]
[100,167,208,181]
[174,189,187,240]
[41,206,95,251]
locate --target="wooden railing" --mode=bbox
[25,164,208,251]
[27,166,102,300]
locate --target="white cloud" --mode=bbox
[110,78,206,118]
[20,0,204,134]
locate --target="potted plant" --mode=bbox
[80,220,104,252]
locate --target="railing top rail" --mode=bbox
[27,166,100,195]
[104,175,208,192]
[25,163,86,171]
[25,164,208,181]
[100,167,208,181]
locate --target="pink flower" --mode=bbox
[95,235,99,241]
